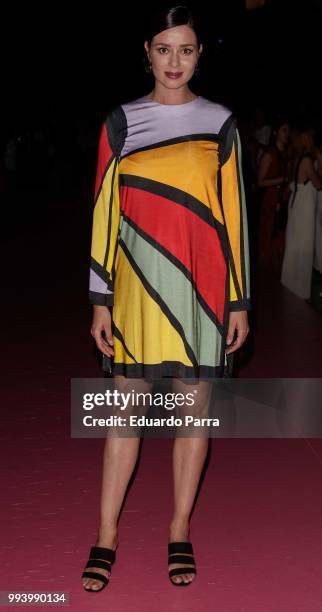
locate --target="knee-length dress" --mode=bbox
[281,179,317,299]
[257,145,290,274]
[89,95,251,378]
[314,182,322,273]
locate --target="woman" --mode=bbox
[82,5,250,591]
[257,117,291,276]
[281,126,321,300]
[313,133,322,274]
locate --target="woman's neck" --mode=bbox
[147,85,197,105]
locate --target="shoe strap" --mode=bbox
[168,554,195,565]
[82,571,109,585]
[85,559,112,571]
[89,546,116,563]
[168,541,193,555]
[169,567,197,578]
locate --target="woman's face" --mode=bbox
[144,25,202,90]
[276,124,290,145]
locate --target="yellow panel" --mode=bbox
[120,140,224,224]
[112,246,192,366]
[91,159,120,275]
[229,268,238,302]
[220,144,242,292]
[113,335,136,365]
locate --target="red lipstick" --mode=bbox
[165,72,183,79]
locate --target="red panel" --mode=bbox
[94,122,114,201]
[120,185,227,324]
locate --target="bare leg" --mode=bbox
[82,375,152,591]
[168,378,212,584]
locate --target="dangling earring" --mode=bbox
[145,58,152,74]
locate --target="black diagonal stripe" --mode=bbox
[103,159,118,270]
[90,257,113,288]
[118,239,199,369]
[119,174,225,233]
[218,114,235,166]
[120,133,220,159]
[111,214,123,282]
[122,214,224,335]
[111,323,138,363]
[217,166,243,302]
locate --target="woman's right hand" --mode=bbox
[90,305,115,357]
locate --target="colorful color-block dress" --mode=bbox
[89,95,251,378]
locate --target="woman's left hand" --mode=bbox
[225,311,249,354]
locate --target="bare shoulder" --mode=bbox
[260,149,273,164]
[300,154,314,168]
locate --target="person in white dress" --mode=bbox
[313,136,322,273]
[281,127,321,300]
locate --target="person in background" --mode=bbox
[254,107,272,166]
[313,131,322,275]
[257,117,291,276]
[281,126,321,300]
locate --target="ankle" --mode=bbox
[96,524,118,547]
[169,518,190,541]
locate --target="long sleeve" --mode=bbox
[89,116,121,307]
[219,116,251,311]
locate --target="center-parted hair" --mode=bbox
[145,4,204,46]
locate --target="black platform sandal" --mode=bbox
[168,541,196,586]
[82,546,116,592]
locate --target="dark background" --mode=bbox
[3,0,322,136]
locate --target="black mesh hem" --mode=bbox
[109,361,233,379]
